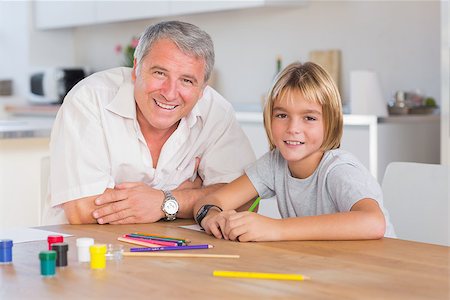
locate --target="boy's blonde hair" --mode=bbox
[263,61,343,151]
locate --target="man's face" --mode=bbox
[132,38,206,133]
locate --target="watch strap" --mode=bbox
[195,204,223,229]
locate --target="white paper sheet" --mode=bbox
[179,224,204,232]
[0,227,72,244]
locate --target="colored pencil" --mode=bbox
[130,244,213,252]
[124,235,180,247]
[213,270,310,281]
[133,232,190,243]
[123,252,239,258]
[126,234,186,245]
[248,197,261,212]
[117,237,160,248]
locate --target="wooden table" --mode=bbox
[1,220,448,299]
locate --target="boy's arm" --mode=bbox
[192,174,258,219]
[226,198,386,242]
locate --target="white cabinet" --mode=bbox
[341,115,440,183]
[95,1,170,24]
[0,138,49,228]
[34,0,306,30]
[34,1,96,29]
[35,0,169,29]
[170,0,264,16]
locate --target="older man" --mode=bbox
[46,21,255,224]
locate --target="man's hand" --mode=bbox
[92,173,204,224]
[92,182,165,224]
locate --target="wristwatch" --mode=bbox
[195,204,223,229]
[161,190,179,221]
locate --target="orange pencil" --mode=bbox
[117,237,160,248]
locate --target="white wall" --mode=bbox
[441,0,449,165]
[0,1,29,98]
[72,1,440,108]
[0,1,75,101]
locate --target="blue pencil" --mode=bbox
[130,244,213,252]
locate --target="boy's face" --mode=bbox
[271,91,325,179]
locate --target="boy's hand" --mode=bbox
[224,212,281,242]
[202,210,237,240]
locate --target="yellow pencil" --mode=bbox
[213,270,310,281]
[123,252,240,259]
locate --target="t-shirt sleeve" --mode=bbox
[49,87,114,207]
[199,109,256,186]
[325,163,383,212]
[244,150,276,199]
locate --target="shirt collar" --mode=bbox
[185,99,201,129]
[105,74,136,120]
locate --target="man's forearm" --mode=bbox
[173,184,225,218]
[63,195,99,224]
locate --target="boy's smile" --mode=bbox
[271,90,325,179]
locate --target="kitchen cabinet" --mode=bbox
[34,1,96,29]
[170,0,264,16]
[34,0,306,30]
[0,137,49,228]
[35,1,168,29]
[95,1,170,24]
[0,117,54,228]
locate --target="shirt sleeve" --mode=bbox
[325,163,383,212]
[199,108,256,186]
[244,150,276,199]
[49,87,114,207]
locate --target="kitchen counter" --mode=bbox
[0,117,54,139]
[236,111,440,124]
[0,110,439,140]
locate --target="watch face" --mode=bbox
[164,199,179,215]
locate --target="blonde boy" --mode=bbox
[193,62,396,242]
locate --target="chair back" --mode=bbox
[382,162,449,246]
[40,156,50,225]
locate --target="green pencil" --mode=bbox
[248,197,261,212]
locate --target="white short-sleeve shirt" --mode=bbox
[45,67,255,224]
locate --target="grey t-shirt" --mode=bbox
[245,149,396,238]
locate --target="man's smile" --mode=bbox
[154,99,178,110]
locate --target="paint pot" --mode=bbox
[0,239,13,264]
[51,242,68,267]
[39,250,57,277]
[47,235,63,250]
[76,237,94,262]
[90,244,107,270]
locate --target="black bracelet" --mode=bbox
[195,204,223,228]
